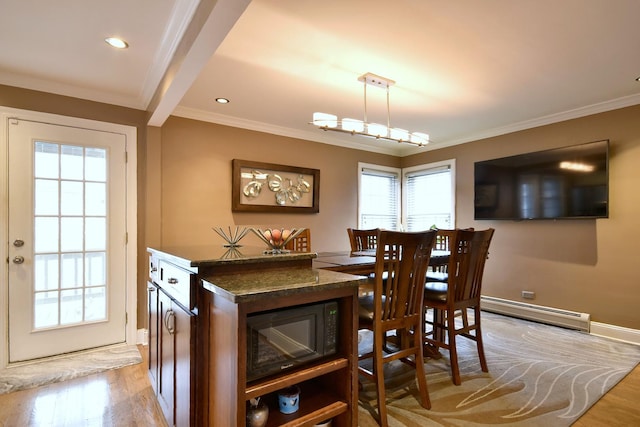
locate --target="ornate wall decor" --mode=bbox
[232,159,320,213]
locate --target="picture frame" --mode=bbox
[232,159,320,213]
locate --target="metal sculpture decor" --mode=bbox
[232,159,320,213]
[242,170,311,206]
[212,226,250,247]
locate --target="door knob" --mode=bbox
[13,256,25,264]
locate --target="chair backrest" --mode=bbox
[372,230,438,326]
[433,228,474,251]
[285,229,311,252]
[447,228,494,304]
[347,228,380,252]
[433,229,456,251]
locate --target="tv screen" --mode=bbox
[474,140,609,220]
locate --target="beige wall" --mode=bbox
[403,105,640,329]
[3,84,640,332]
[153,107,640,330]
[149,116,399,251]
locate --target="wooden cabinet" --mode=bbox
[148,255,195,427]
[199,277,359,427]
[148,246,362,427]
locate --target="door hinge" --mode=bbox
[125,151,128,163]
[126,312,128,325]
[125,232,128,244]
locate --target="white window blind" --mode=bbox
[404,164,453,231]
[359,166,400,230]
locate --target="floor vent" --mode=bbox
[481,296,591,332]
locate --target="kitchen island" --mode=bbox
[147,245,365,427]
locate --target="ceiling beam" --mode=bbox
[146,0,251,127]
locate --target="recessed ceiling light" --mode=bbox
[215,98,230,104]
[105,37,129,49]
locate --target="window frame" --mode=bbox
[357,162,402,230]
[402,159,456,231]
[357,159,456,231]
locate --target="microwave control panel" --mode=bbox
[324,301,338,354]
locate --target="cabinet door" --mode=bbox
[174,303,194,427]
[147,282,159,394]
[158,290,176,426]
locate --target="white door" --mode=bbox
[8,118,128,362]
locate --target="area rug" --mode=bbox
[358,312,640,426]
[0,345,142,395]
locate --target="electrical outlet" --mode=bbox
[522,290,535,299]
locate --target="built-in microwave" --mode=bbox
[246,300,339,382]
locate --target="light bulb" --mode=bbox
[312,112,337,128]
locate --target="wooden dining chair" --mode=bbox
[423,228,495,385]
[284,228,311,252]
[358,229,437,427]
[347,228,379,254]
[426,228,474,283]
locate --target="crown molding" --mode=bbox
[172,93,640,157]
[172,106,423,157]
[437,92,640,149]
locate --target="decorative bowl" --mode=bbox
[212,226,250,247]
[250,227,306,254]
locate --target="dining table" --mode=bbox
[313,249,450,276]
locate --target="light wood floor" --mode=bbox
[0,346,639,426]
[0,345,167,427]
[572,362,640,426]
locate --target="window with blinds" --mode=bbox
[358,160,455,231]
[358,165,400,230]
[403,161,455,231]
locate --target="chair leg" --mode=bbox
[373,330,389,427]
[434,308,445,342]
[474,307,489,372]
[414,328,432,410]
[446,310,461,385]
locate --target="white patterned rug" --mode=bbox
[0,345,142,395]
[358,312,640,426]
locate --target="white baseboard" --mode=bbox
[481,296,590,332]
[590,322,640,346]
[136,328,148,346]
[480,296,640,346]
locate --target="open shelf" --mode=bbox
[246,357,349,400]
[257,380,347,427]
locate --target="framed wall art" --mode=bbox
[232,159,320,213]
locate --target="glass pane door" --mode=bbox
[8,118,128,362]
[33,142,108,329]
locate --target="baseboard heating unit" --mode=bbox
[480,296,591,332]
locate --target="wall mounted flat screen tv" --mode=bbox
[474,140,609,220]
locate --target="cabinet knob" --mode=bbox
[167,277,178,284]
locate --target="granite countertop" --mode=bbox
[200,268,366,303]
[148,245,316,271]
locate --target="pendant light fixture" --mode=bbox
[311,73,429,147]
